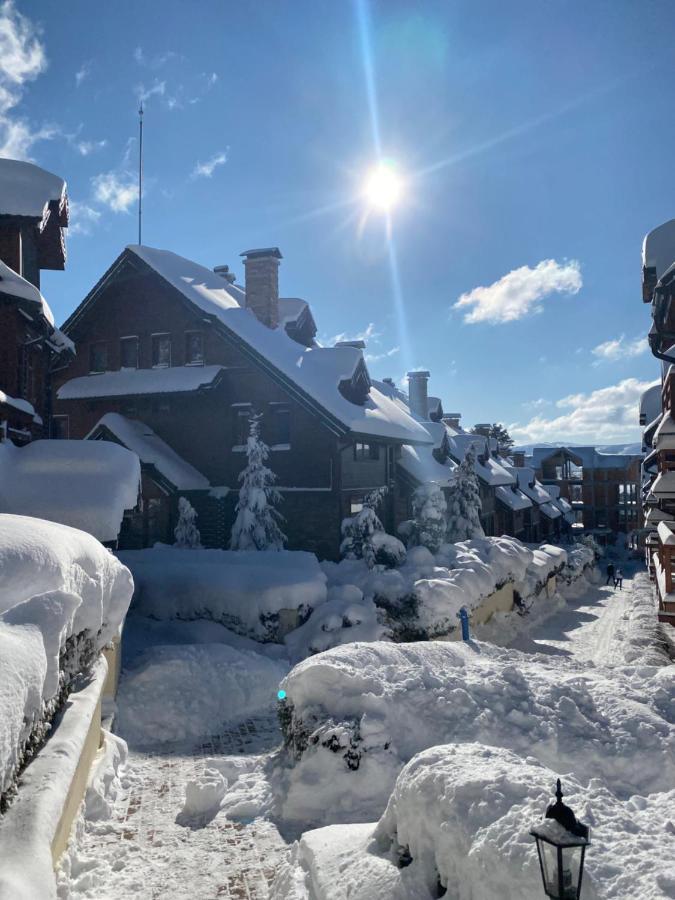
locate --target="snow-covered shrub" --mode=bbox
[399,482,447,552]
[578,534,603,561]
[445,448,484,542]
[230,412,286,551]
[119,547,327,642]
[274,639,675,827]
[0,515,133,807]
[340,488,404,569]
[174,496,201,548]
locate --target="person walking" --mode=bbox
[606,562,615,585]
[614,568,623,590]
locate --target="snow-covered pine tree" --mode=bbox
[445,447,485,543]
[404,482,447,552]
[341,486,388,569]
[230,413,286,551]
[174,496,202,548]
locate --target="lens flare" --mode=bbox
[363,162,403,212]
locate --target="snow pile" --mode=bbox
[119,547,327,642]
[116,642,288,747]
[0,440,140,543]
[0,515,133,804]
[274,743,675,900]
[274,639,674,828]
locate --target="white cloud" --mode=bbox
[68,200,101,236]
[135,78,165,104]
[325,322,380,347]
[91,171,137,213]
[510,377,652,444]
[522,397,550,411]
[74,137,107,156]
[75,60,91,86]
[0,0,52,160]
[191,151,228,179]
[591,334,648,364]
[453,259,582,325]
[134,46,178,69]
[365,346,400,363]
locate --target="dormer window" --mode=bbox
[339,358,371,405]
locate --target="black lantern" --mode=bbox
[530,780,590,900]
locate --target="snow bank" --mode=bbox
[0,440,140,543]
[116,642,288,747]
[275,744,675,900]
[274,639,674,828]
[118,547,327,641]
[0,516,133,802]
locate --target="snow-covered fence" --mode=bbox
[0,515,133,899]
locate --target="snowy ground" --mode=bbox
[57,565,673,899]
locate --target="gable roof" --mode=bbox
[87,413,210,491]
[63,245,431,445]
[0,159,67,224]
[58,364,225,401]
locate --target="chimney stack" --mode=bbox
[213,264,237,284]
[473,423,492,438]
[511,450,525,467]
[407,370,430,420]
[240,247,282,329]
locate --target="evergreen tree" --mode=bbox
[471,422,514,452]
[446,448,485,542]
[340,487,388,569]
[174,496,201,548]
[230,413,286,551]
[401,482,447,552]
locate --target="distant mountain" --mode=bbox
[514,442,643,456]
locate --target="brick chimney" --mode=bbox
[473,423,492,438]
[407,370,430,420]
[442,413,462,429]
[511,450,525,467]
[239,247,282,329]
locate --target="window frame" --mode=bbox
[151,332,172,369]
[119,335,139,370]
[269,402,291,448]
[353,441,380,461]
[185,330,205,367]
[89,341,108,374]
[51,414,69,439]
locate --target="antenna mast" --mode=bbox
[138,102,144,245]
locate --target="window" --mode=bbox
[185,331,204,366]
[354,442,379,461]
[350,496,364,514]
[151,333,171,368]
[270,403,290,446]
[89,342,108,373]
[233,406,252,446]
[120,336,139,369]
[51,415,69,439]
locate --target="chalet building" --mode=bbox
[532,446,642,541]
[641,218,675,626]
[0,160,73,442]
[54,245,430,558]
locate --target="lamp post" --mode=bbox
[530,780,590,900]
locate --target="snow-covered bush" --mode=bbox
[399,482,447,552]
[0,515,133,807]
[230,413,286,551]
[445,448,484,542]
[274,639,674,828]
[578,534,603,561]
[340,488,405,569]
[173,496,201,548]
[119,547,327,642]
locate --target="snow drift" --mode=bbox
[274,639,674,828]
[0,515,133,804]
[118,548,327,642]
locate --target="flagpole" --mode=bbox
[138,102,144,245]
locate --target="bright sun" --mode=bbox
[363,162,403,212]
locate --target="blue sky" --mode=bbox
[3,0,674,444]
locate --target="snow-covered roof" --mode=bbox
[539,501,562,520]
[0,159,67,224]
[640,381,662,427]
[0,261,74,353]
[0,390,36,419]
[399,444,456,487]
[643,219,675,281]
[446,432,515,486]
[531,445,640,470]
[495,484,533,511]
[504,465,555,507]
[651,471,675,498]
[123,247,430,444]
[278,297,309,326]
[0,440,140,542]
[89,413,210,491]
[654,413,675,450]
[657,521,675,546]
[58,364,226,400]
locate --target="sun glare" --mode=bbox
[363,162,403,212]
